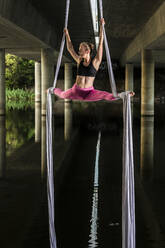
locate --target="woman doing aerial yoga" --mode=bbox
[53,18,134,101]
[46,10,135,248]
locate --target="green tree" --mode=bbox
[5,54,34,89]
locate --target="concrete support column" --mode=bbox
[125,63,134,92]
[0,49,5,115]
[64,63,73,141]
[35,62,41,102]
[140,116,154,181]
[41,48,54,115]
[141,49,155,116]
[64,63,73,90]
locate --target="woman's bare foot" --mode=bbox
[130,91,135,97]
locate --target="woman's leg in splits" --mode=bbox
[84,88,117,101]
[54,87,73,99]
[54,83,91,100]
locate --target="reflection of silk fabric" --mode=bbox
[46,1,135,248]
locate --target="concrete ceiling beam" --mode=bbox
[0,0,58,49]
[120,2,165,66]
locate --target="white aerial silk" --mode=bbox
[98,0,117,98]
[46,0,135,248]
[46,1,70,248]
[120,92,136,248]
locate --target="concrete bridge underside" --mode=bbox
[0,0,165,65]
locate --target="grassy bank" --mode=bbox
[6,88,35,101]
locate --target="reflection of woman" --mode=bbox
[53,18,134,101]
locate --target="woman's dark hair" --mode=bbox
[80,42,95,53]
[87,42,95,51]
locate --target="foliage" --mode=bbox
[5,54,35,89]
[6,88,35,100]
[6,88,35,110]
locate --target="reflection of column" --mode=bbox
[41,115,46,178]
[41,48,54,115]
[136,174,163,242]
[35,62,41,102]
[125,63,133,92]
[64,63,73,141]
[0,49,5,115]
[140,116,154,181]
[35,102,41,143]
[141,49,154,116]
[64,100,72,141]
[0,116,6,178]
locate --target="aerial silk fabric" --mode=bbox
[98,0,117,98]
[46,1,70,248]
[120,92,136,248]
[98,0,136,246]
[46,0,135,248]
[46,88,57,248]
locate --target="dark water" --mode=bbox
[0,101,165,248]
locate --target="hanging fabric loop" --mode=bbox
[121,92,136,248]
[98,1,136,247]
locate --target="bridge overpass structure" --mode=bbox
[0,0,165,115]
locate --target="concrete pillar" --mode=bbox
[0,116,6,178]
[141,49,155,116]
[0,49,5,115]
[125,63,134,92]
[140,116,154,181]
[41,48,54,115]
[64,63,73,90]
[125,63,134,118]
[35,102,41,143]
[35,62,41,102]
[64,63,73,140]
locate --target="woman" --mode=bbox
[53,18,134,100]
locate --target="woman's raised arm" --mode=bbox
[64,28,80,64]
[93,18,105,70]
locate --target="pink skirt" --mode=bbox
[54,83,116,102]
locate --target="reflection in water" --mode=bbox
[88,131,101,248]
[0,116,6,178]
[41,115,46,178]
[35,102,41,143]
[140,116,154,181]
[64,100,72,141]
[136,175,163,245]
[6,109,35,156]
